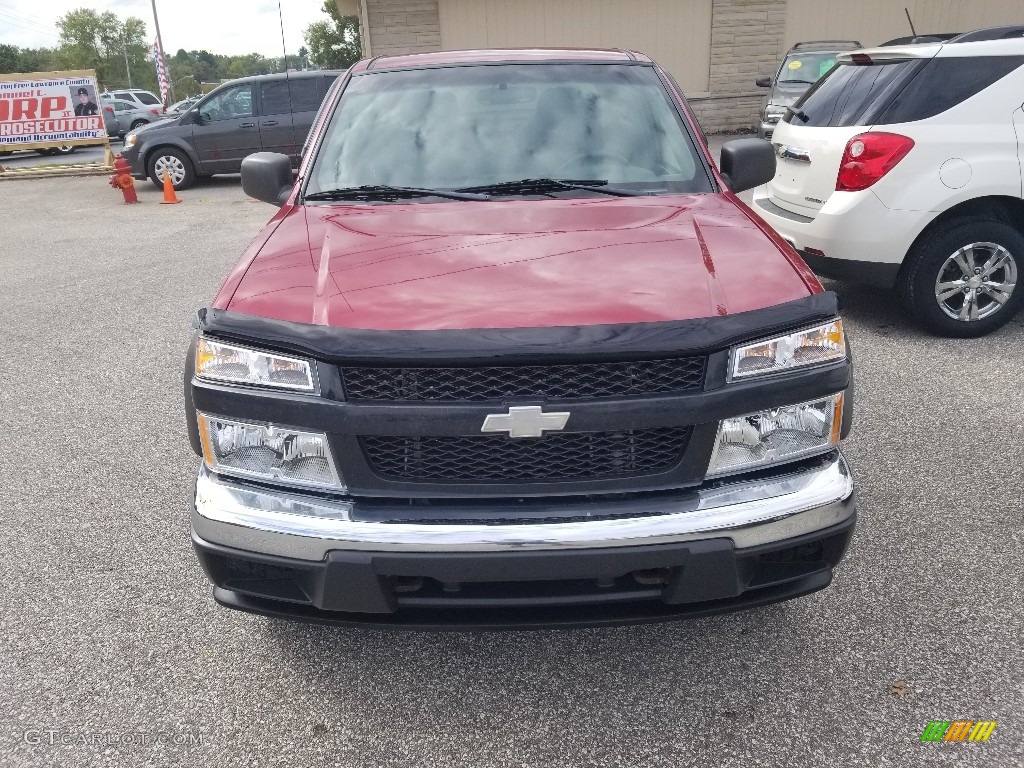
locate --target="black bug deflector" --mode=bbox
[194,291,841,365]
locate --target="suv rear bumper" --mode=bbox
[192,451,856,628]
[750,188,932,288]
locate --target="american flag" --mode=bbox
[153,39,169,105]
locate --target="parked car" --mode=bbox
[102,99,165,138]
[184,48,856,629]
[166,96,201,116]
[752,33,1024,336]
[119,70,340,189]
[756,40,861,141]
[101,88,163,111]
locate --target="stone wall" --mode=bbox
[688,94,765,135]
[351,0,791,132]
[696,0,787,132]
[364,0,442,56]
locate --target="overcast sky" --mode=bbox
[0,0,328,57]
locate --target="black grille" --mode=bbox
[360,427,693,483]
[341,358,706,401]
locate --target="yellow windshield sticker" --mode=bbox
[788,60,803,70]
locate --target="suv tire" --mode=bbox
[148,147,196,190]
[898,217,1024,337]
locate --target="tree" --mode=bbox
[304,0,361,70]
[297,46,309,70]
[55,8,152,90]
[173,75,201,97]
[0,44,19,73]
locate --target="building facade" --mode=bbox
[337,0,1023,132]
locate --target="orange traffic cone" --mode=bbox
[160,171,181,204]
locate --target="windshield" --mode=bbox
[307,63,711,198]
[777,52,841,85]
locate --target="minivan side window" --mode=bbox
[877,56,1024,123]
[135,92,161,105]
[261,81,292,115]
[785,60,921,127]
[200,84,254,121]
[262,79,322,115]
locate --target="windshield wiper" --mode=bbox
[455,178,643,197]
[304,185,491,202]
[781,79,818,85]
[786,106,810,123]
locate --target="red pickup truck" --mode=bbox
[185,49,856,629]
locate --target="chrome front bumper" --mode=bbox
[193,452,856,561]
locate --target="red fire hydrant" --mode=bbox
[109,155,139,204]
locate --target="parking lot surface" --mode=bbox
[1,175,1021,767]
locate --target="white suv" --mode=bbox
[101,89,163,111]
[752,34,1024,336]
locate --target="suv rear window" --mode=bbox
[877,56,1024,123]
[787,55,1024,128]
[784,60,920,127]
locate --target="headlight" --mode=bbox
[730,320,845,380]
[707,393,843,478]
[763,105,787,123]
[195,337,315,391]
[123,133,137,148]
[197,414,344,490]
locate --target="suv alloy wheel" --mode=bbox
[899,217,1024,336]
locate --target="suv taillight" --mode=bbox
[836,132,914,192]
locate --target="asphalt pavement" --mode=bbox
[0,174,1021,767]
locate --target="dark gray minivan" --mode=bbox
[120,70,341,190]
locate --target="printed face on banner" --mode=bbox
[0,73,105,149]
[72,84,99,116]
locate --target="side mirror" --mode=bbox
[755,75,772,88]
[720,138,776,193]
[242,152,294,206]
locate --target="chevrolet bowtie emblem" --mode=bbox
[481,406,570,438]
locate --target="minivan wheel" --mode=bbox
[899,217,1024,337]
[148,147,195,190]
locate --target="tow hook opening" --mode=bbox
[631,567,673,586]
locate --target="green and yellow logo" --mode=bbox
[920,720,997,742]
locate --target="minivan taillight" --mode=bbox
[836,133,914,192]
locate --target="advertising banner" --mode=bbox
[0,70,107,151]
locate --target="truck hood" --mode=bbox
[223,195,814,331]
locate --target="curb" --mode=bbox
[0,165,112,181]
